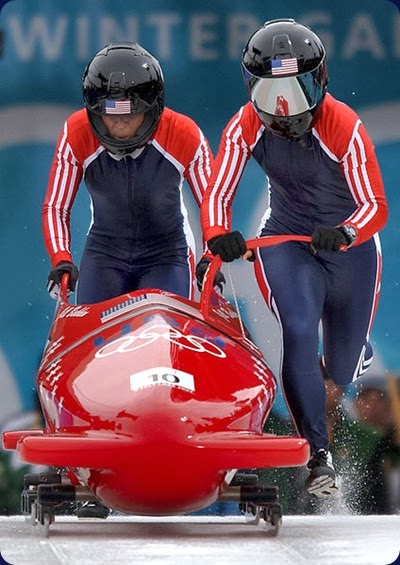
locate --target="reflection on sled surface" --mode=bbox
[2,235,311,536]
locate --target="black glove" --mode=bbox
[311,226,350,253]
[207,231,247,262]
[47,261,79,299]
[195,258,226,293]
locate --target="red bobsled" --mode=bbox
[2,236,310,531]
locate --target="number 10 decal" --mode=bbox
[130,367,195,393]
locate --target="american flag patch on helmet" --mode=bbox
[271,58,299,76]
[105,99,132,114]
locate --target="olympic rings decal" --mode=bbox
[95,324,226,359]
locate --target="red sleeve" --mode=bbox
[153,108,213,207]
[152,109,213,255]
[200,103,263,241]
[183,122,213,208]
[315,94,388,245]
[42,109,100,267]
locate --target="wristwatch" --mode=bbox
[339,224,358,245]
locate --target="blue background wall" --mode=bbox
[0,0,399,419]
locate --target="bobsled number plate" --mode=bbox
[130,367,195,393]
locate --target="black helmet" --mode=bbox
[83,42,165,154]
[242,19,328,138]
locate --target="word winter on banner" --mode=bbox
[2,11,400,62]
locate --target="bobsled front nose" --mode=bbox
[115,404,193,446]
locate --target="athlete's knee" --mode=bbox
[283,313,316,343]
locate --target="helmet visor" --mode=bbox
[85,78,163,115]
[249,69,325,117]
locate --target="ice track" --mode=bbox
[0,515,399,565]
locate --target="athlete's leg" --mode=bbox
[77,237,135,304]
[137,261,192,299]
[256,242,328,453]
[322,236,381,385]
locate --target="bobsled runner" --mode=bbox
[2,235,311,536]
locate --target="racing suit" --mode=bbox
[43,107,212,304]
[201,93,388,453]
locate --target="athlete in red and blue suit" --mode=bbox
[43,43,213,305]
[201,20,388,497]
